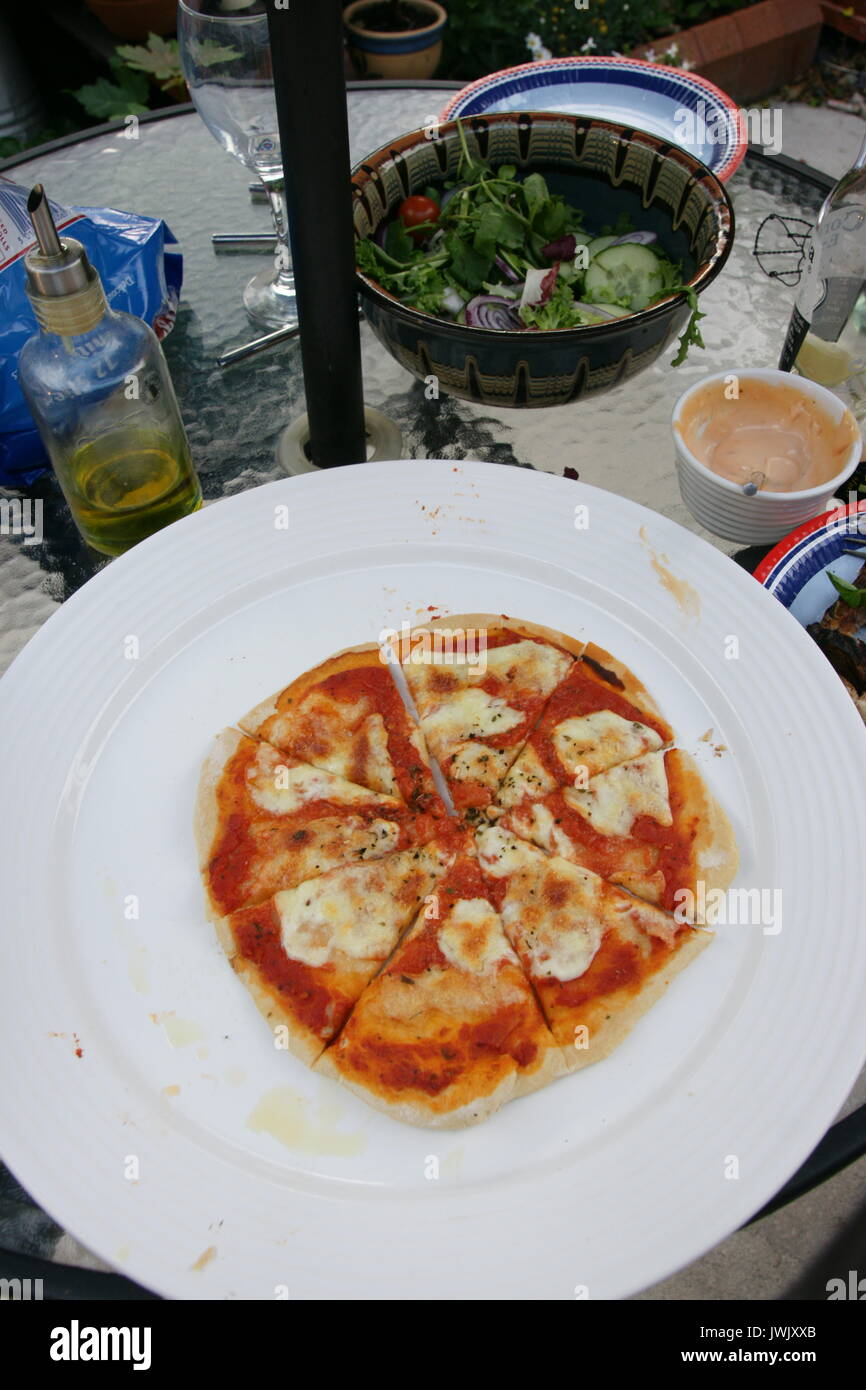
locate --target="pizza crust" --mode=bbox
[670,749,740,899]
[214,911,326,1067]
[559,925,712,1073]
[238,643,382,738]
[194,727,253,921]
[400,612,587,662]
[315,1049,523,1129]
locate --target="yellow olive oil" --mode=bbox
[66,428,202,555]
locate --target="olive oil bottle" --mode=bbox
[18,185,202,556]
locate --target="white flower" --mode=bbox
[665,43,680,59]
[580,37,597,53]
[644,47,657,63]
[679,58,695,71]
[525,32,552,61]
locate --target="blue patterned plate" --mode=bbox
[754,500,866,628]
[441,56,745,182]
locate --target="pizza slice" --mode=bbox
[239,644,446,816]
[397,614,581,815]
[215,840,456,1065]
[316,852,568,1126]
[476,826,711,1070]
[196,728,440,919]
[496,748,738,915]
[497,642,674,811]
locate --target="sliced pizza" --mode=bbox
[497,642,674,811]
[475,826,711,1070]
[238,644,446,816]
[496,748,738,915]
[196,728,441,919]
[316,852,567,1126]
[398,614,581,815]
[215,840,456,1066]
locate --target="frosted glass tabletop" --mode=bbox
[1,87,856,1305]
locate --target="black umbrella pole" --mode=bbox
[266,1,366,467]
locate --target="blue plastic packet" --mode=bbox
[0,178,183,487]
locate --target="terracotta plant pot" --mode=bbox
[632,0,822,104]
[344,1,447,81]
[84,0,178,41]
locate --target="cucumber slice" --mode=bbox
[585,235,619,259]
[583,243,665,311]
[586,303,631,319]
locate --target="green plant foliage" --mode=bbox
[438,0,764,81]
[68,58,150,121]
[115,34,184,90]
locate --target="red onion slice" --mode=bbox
[464,295,523,330]
[610,231,658,246]
[494,253,522,283]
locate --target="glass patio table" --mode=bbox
[0,82,863,1300]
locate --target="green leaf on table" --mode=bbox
[668,283,706,367]
[828,571,866,607]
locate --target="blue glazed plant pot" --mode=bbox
[344,1,447,81]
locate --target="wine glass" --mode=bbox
[177,0,298,330]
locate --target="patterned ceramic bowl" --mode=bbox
[352,112,735,409]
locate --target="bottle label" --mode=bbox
[812,276,864,341]
[779,306,810,372]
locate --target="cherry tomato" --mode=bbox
[398,194,440,243]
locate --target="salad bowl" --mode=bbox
[352,112,735,408]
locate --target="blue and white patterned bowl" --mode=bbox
[441,57,746,183]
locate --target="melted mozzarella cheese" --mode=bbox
[421,687,524,753]
[264,692,401,799]
[508,802,576,860]
[274,843,449,967]
[497,745,557,809]
[562,752,672,837]
[500,859,606,982]
[358,714,399,798]
[471,640,571,694]
[246,745,400,815]
[438,898,517,975]
[551,710,663,778]
[447,741,513,789]
[475,825,545,877]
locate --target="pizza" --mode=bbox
[475,826,710,1064]
[317,850,568,1126]
[398,615,582,813]
[196,616,738,1128]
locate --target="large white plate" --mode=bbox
[1,459,865,1301]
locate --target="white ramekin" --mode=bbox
[672,368,862,545]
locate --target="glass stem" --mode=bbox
[260,172,294,289]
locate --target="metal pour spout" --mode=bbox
[27,184,63,258]
[25,183,96,300]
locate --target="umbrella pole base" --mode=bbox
[278,407,404,474]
